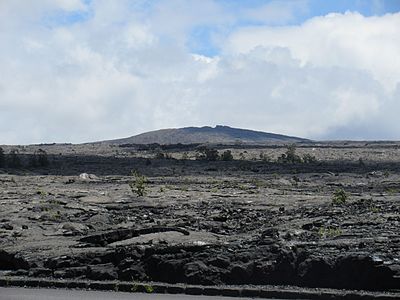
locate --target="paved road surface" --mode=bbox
[0,287,292,300]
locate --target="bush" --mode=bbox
[129,171,147,197]
[196,147,219,161]
[277,144,302,164]
[302,153,317,164]
[332,189,347,205]
[0,147,4,168]
[220,150,233,161]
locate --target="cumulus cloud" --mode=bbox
[0,1,399,144]
[226,12,400,91]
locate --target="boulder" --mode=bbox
[0,250,29,270]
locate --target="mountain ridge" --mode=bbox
[101,125,309,145]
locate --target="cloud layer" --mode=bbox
[0,1,399,143]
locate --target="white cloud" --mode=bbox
[226,12,400,92]
[51,0,87,11]
[245,0,309,25]
[0,2,399,144]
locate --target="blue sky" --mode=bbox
[42,0,400,57]
[191,0,400,56]
[0,0,400,143]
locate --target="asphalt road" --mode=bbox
[0,287,292,300]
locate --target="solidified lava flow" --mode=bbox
[0,142,400,292]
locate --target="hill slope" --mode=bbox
[104,125,308,145]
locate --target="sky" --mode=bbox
[0,0,400,144]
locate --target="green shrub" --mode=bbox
[332,189,347,205]
[220,150,233,161]
[144,285,154,293]
[318,226,342,238]
[129,171,147,197]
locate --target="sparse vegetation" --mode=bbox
[196,147,219,161]
[318,226,342,238]
[386,188,397,195]
[36,189,48,198]
[130,283,139,292]
[3,139,400,292]
[220,150,233,161]
[129,171,147,197]
[144,284,154,293]
[332,188,348,205]
[302,153,317,164]
[278,144,302,164]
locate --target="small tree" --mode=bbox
[221,150,233,161]
[129,171,147,197]
[278,144,302,164]
[0,147,4,168]
[332,189,347,205]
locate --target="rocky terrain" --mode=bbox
[0,141,400,296]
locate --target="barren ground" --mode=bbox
[0,142,399,295]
